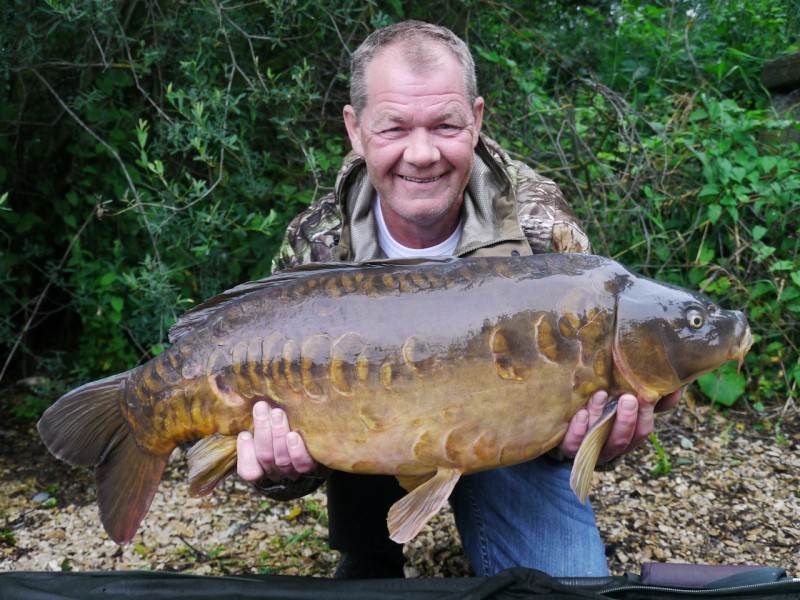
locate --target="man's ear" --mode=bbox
[472,96,485,147]
[343,105,364,156]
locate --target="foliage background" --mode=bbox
[1,0,798,417]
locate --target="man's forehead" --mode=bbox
[362,47,471,122]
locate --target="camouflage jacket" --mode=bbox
[271,135,591,272]
[254,136,593,501]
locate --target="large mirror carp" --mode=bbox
[38,254,753,545]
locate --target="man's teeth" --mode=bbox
[401,175,439,183]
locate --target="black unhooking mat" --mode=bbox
[1,565,799,600]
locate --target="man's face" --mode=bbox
[343,44,484,246]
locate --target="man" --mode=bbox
[237,21,679,579]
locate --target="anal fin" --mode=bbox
[186,434,239,496]
[569,397,619,504]
[387,467,461,543]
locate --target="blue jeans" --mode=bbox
[450,457,609,577]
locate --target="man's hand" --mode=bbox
[237,401,317,482]
[558,389,682,464]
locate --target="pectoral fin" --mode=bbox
[569,397,619,504]
[387,467,462,543]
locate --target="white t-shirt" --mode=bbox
[374,196,461,259]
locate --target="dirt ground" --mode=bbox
[1,394,798,578]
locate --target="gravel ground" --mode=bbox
[1,397,798,578]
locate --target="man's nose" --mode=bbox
[403,129,440,166]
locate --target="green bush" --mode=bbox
[1,0,797,413]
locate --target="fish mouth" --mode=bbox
[730,320,754,374]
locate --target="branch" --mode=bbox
[0,206,96,385]
[29,68,162,264]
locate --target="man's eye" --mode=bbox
[436,124,463,134]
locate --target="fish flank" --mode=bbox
[301,334,331,400]
[329,333,366,395]
[380,362,393,390]
[245,337,268,396]
[281,338,301,392]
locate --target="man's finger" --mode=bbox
[557,409,589,458]
[287,432,317,474]
[586,390,608,426]
[598,394,638,462]
[629,399,656,450]
[656,388,682,413]
[252,401,276,468]
[268,408,294,474]
[237,431,265,481]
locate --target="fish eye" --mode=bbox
[687,308,705,329]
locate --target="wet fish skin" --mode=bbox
[37,254,753,544]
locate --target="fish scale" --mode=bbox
[37,253,753,545]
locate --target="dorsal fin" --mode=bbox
[167,256,459,343]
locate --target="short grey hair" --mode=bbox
[349,20,478,121]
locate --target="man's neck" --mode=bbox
[377,197,463,249]
[374,197,461,258]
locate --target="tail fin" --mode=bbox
[37,371,168,544]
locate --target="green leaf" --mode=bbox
[756,156,778,173]
[386,0,405,17]
[698,184,719,197]
[97,272,117,287]
[697,364,747,407]
[110,296,124,312]
[769,260,794,272]
[706,204,723,224]
[697,245,715,264]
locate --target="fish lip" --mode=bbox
[730,321,754,374]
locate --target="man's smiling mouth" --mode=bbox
[399,175,441,183]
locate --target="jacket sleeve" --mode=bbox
[512,161,593,255]
[252,466,331,502]
[270,193,343,273]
